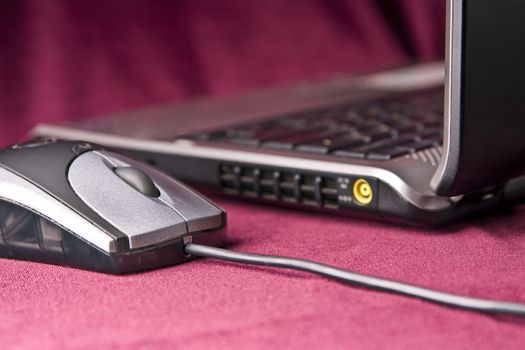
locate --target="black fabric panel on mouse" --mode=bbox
[0,200,195,273]
[0,141,130,251]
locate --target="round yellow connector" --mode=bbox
[352,178,373,205]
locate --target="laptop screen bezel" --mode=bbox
[432,0,525,196]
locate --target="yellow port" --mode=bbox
[352,178,373,205]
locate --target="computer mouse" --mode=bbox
[0,139,226,274]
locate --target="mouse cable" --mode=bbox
[184,243,525,316]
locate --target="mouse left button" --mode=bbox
[68,151,188,249]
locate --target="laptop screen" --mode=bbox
[433,0,525,196]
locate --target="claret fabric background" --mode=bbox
[0,0,445,145]
[2,1,525,349]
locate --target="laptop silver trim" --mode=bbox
[431,0,463,193]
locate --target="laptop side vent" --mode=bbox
[219,164,339,209]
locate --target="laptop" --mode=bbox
[32,0,525,225]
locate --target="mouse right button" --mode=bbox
[68,151,188,250]
[139,169,225,233]
[159,182,225,233]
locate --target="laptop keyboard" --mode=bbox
[182,88,444,161]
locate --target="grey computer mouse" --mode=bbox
[0,139,226,273]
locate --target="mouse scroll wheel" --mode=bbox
[114,167,161,197]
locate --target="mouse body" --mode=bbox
[0,140,226,274]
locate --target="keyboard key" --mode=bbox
[227,126,300,145]
[262,127,335,150]
[332,135,416,160]
[296,132,369,154]
[331,149,367,159]
[389,121,424,134]
[367,147,411,160]
[416,127,443,141]
[336,109,365,123]
[397,139,437,152]
[358,124,396,141]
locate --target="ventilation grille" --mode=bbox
[219,164,339,209]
